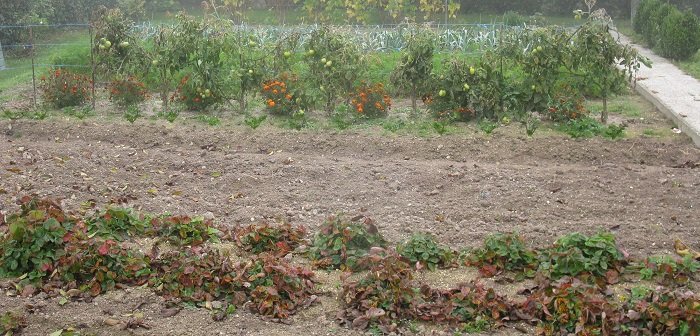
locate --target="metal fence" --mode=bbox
[0,23,95,107]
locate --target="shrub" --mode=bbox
[645,3,675,48]
[349,82,392,118]
[658,9,700,60]
[308,215,386,271]
[397,233,454,271]
[261,73,310,116]
[465,233,538,277]
[107,76,149,107]
[40,68,92,108]
[634,0,661,36]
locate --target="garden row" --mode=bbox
[1,196,699,335]
[633,0,700,60]
[37,5,645,133]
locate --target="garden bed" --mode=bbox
[1,115,698,335]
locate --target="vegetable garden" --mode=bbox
[1,2,700,336]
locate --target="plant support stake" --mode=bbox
[30,26,37,108]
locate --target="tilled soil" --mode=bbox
[0,118,699,335]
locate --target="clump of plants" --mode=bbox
[520,277,624,335]
[150,215,221,246]
[172,75,221,111]
[623,287,700,334]
[349,82,392,118]
[308,215,386,271]
[40,69,92,108]
[57,232,151,296]
[340,252,512,333]
[558,117,626,139]
[465,233,538,277]
[107,76,149,107]
[639,255,699,286]
[235,221,307,255]
[85,206,147,241]
[397,233,455,271]
[546,86,587,122]
[0,197,74,282]
[152,248,316,319]
[537,232,627,283]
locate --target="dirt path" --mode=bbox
[1,118,699,335]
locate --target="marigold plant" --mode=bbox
[261,73,309,116]
[40,68,92,108]
[107,76,149,107]
[349,82,391,118]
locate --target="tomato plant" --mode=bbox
[302,27,365,114]
[390,26,435,115]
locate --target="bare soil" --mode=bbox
[0,115,699,335]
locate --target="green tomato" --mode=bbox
[249,41,257,47]
[469,67,475,75]
[463,83,470,91]
[531,85,536,91]
[537,46,543,52]
[119,41,129,48]
[104,40,112,48]
[320,57,327,63]
[248,69,254,74]
[325,61,333,67]
[152,59,159,66]
[438,90,447,97]
[284,51,292,58]
[99,44,106,50]
[308,49,315,56]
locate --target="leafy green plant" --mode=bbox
[152,248,316,319]
[124,105,141,123]
[0,197,73,282]
[339,252,512,333]
[195,114,221,126]
[478,120,498,135]
[558,117,626,139]
[465,233,538,277]
[150,215,220,246]
[85,207,146,241]
[57,235,151,296]
[520,277,624,335]
[0,311,26,335]
[308,215,386,271]
[658,8,700,60]
[432,121,449,135]
[603,124,626,139]
[244,114,267,129]
[235,221,307,255]
[538,232,626,282]
[640,255,699,286]
[396,233,454,271]
[623,287,700,334]
[285,109,308,130]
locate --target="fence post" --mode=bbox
[30,26,37,108]
[0,40,5,70]
[89,23,96,110]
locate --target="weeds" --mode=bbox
[244,114,267,129]
[465,233,538,278]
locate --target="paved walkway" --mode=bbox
[617,33,700,147]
